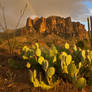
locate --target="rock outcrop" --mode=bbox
[26,16,88,40]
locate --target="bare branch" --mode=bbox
[16,3,28,28]
[11,3,28,55]
[0,2,5,30]
[0,23,5,30]
[2,7,7,29]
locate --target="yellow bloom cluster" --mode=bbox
[26,62,31,68]
[38,56,44,64]
[73,44,77,51]
[65,42,69,49]
[59,52,67,60]
[35,43,39,48]
[22,55,28,60]
[36,48,41,57]
[22,46,30,52]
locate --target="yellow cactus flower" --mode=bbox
[63,66,68,74]
[79,48,82,51]
[89,51,92,59]
[22,46,27,51]
[59,54,63,60]
[40,81,52,89]
[22,46,30,52]
[35,43,39,48]
[82,50,86,59]
[72,60,75,63]
[65,42,69,49]
[32,44,36,49]
[34,69,37,78]
[36,48,41,57]
[79,62,82,69]
[30,56,33,58]
[38,56,44,64]
[26,62,31,68]
[62,52,67,56]
[53,56,57,63]
[73,44,77,51]
[33,78,39,87]
[66,55,72,66]
[22,55,28,60]
[26,47,30,52]
[59,52,67,60]
[87,55,91,62]
[87,51,92,62]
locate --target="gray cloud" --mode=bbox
[0,0,90,29]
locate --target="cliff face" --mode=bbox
[26,16,88,40]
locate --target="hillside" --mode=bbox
[0,16,90,52]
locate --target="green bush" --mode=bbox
[76,39,90,49]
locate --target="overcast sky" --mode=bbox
[0,0,92,30]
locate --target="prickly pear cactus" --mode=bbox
[38,56,44,64]
[46,67,55,78]
[21,42,92,90]
[66,55,72,66]
[68,63,79,77]
[42,60,49,71]
[74,77,86,89]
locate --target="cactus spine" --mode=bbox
[87,16,92,49]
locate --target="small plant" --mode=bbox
[8,58,18,68]
[74,77,86,90]
[8,58,25,69]
[76,40,85,49]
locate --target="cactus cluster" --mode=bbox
[21,42,92,90]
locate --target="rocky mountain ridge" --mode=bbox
[25,16,88,40]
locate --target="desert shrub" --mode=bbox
[8,58,25,69]
[76,40,85,49]
[76,39,90,49]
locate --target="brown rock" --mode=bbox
[26,16,88,40]
[26,17,33,32]
[33,17,39,24]
[39,17,46,33]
